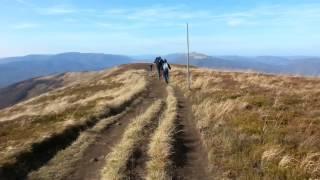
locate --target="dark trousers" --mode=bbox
[156,65,162,79]
[163,69,169,84]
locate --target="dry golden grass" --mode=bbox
[171,66,320,179]
[0,68,148,168]
[28,97,143,180]
[0,69,141,122]
[100,100,163,180]
[145,86,178,180]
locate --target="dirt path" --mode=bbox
[173,88,211,180]
[66,77,167,180]
[25,63,211,180]
[126,107,164,180]
[67,101,148,180]
[121,75,168,180]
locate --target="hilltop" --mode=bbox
[0,64,320,179]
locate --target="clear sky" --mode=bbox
[1,0,320,57]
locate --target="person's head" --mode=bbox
[164,59,167,63]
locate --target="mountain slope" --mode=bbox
[0,52,132,88]
[0,75,64,109]
[0,71,100,109]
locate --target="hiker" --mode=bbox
[154,56,164,79]
[150,64,153,72]
[162,59,171,84]
[148,64,153,76]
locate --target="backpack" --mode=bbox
[163,63,169,70]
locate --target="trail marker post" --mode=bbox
[186,23,191,90]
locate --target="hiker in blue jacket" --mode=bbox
[154,56,164,79]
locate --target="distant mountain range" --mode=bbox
[164,52,320,76]
[1,52,320,88]
[0,52,132,88]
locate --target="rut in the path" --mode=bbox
[172,88,211,180]
[122,80,168,180]
[66,98,151,180]
[126,110,165,180]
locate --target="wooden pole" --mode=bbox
[187,23,190,90]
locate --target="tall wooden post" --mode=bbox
[187,23,191,90]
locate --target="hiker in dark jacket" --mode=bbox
[154,56,164,79]
[150,64,153,72]
[162,59,171,84]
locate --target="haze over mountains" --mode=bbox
[166,52,320,76]
[0,53,132,88]
[1,52,320,88]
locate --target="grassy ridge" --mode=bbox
[0,68,148,176]
[171,66,320,179]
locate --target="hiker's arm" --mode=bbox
[168,64,171,70]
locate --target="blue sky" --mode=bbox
[1,0,320,57]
